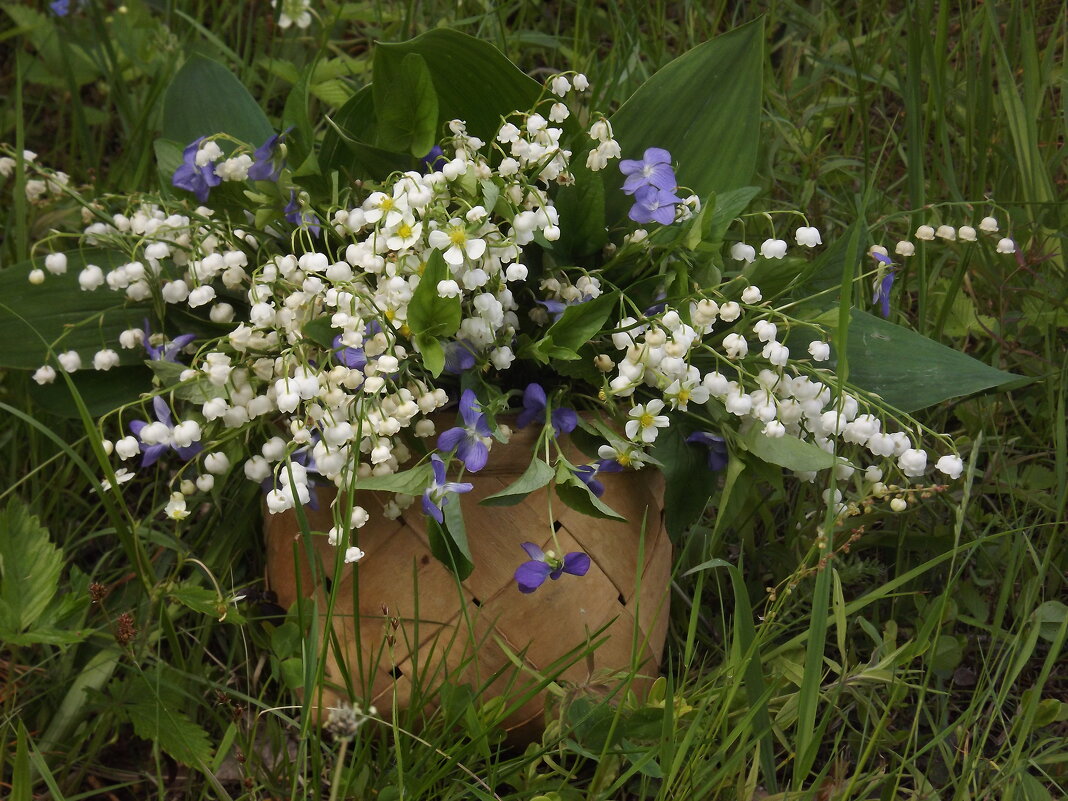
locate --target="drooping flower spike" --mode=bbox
[514,542,591,593]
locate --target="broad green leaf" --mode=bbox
[147,360,225,403]
[373,51,439,156]
[841,310,1020,412]
[543,291,620,355]
[414,332,445,378]
[553,152,607,258]
[373,29,541,144]
[0,500,63,634]
[162,55,274,146]
[555,477,626,521]
[0,250,149,369]
[427,497,474,579]
[353,463,433,495]
[704,186,762,247]
[651,425,716,537]
[607,20,763,223]
[30,366,151,418]
[282,66,316,169]
[480,457,555,506]
[407,249,461,338]
[740,427,837,472]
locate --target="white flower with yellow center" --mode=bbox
[386,216,422,252]
[625,399,670,444]
[363,191,408,227]
[663,377,709,411]
[428,219,487,266]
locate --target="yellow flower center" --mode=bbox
[384,308,396,321]
[448,227,467,246]
[379,196,394,211]
[618,452,632,466]
[640,412,655,428]
[677,388,690,404]
[397,222,412,239]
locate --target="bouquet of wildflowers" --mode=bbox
[1,26,1018,588]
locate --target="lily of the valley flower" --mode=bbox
[421,454,473,523]
[437,389,492,472]
[514,542,591,593]
[129,396,202,467]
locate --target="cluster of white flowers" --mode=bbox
[880,216,1015,257]
[599,280,963,506]
[0,148,71,203]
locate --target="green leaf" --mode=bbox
[354,463,433,495]
[282,66,317,169]
[555,477,626,521]
[481,457,555,506]
[147,360,224,403]
[740,427,837,472]
[168,583,226,619]
[30,365,151,418]
[427,498,474,580]
[162,55,274,146]
[301,316,337,348]
[414,333,445,378]
[651,426,714,537]
[553,153,607,258]
[123,695,213,767]
[841,310,1021,412]
[407,249,461,338]
[0,499,64,635]
[373,29,541,145]
[373,51,439,156]
[607,20,763,223]
[544,291,620,355]
[0,249,150,369]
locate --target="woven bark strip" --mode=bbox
[264,424,671,736]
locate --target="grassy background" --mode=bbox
[1,0,1066,798]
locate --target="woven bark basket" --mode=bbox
[264,423,672,737]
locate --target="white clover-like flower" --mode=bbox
[996,238,1015,254]
[795,226,822,247]
[730,242,756,263]
[759,239,787,259]
[165,491,190,520]
[895,240,916,257]
[979,216,999,233]
[915,225,935,241]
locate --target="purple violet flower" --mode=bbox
[871,251,895,318]
[686,431,729,472]
[574,459,624,498]
[50,0,76,15]
[437,389,492,472]
[619,147,677,194]
[515,383,578,437]
[284,190,321,238]
[143,320,196,363]
[537,295,592,322]
[514,542,591,594]
[128,397,201,468]
[247,128,291,182]
[443,340,477,374]
[422,454,474,523]
[629,184,683,225]
[331,335,367,370]
[419,145,447,173]
[172,137,221,203]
